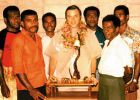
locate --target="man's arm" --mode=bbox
[91,58,96,75]
[0,50,2,59]
[133,52,140,81]
[123,65,133,84]
[90,57,98,85]
[16,73,46,100]
[126,52,140,92]
[0,50,10,98]
[49,57,56,78]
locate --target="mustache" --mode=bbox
[30,26,38,29]
[30,26,39,32]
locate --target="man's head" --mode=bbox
[102,15,120,41]
[84,6,100,30]
[21,9,38,33]
[42,12,56,37]
[114,5,129,25]
[3,6,20,31]
[65,5,81,28]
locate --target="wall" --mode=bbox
[0,0,140,34]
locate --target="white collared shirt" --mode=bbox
[42,34,51,78]
[98,35,132,77]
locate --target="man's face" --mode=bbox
[103,21,118,41]
[114,10,128,25]
[6,11,20,30]
[43,16,56,33]
[85,10,98,28]
[21,15,38,33]
[66,9,81,28]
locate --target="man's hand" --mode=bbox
[1,81,10,98]
[123,66,133,84]
[29,88,46,100]
[124,66,133,75]
[16,74,47,100]
[46,80,51,96]
[125,81,138,93]
[90,76,98,86]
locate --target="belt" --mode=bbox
[99,73,122,79]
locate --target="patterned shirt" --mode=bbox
[122,26,140,67]
[122,26,140,53]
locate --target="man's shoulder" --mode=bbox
[51,29,63,40]
[36,33,41,39]
[0,29,7,50]
[55,29,62,35]
[96,26,104,34]
[116,35,130,49]
[0,28,7,33]
[13,32,25,43]
[0,28,7,37]
[96,26,105,38]
[126,26,140,41]
[87,28,95,33]
[96,26,103,31]
[127,26,140,34]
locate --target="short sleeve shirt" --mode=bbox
[11,29,46,90]
[0,29,20,67]
[98,35,132,77]
[123,26,140,53]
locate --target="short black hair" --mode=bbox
[65,5,81,18]
[21,9,38,21]
[114,5,129,15]
[84,6,100,18]
[42,12,56,24]
[3,6,20,18]
[102,15,120,28]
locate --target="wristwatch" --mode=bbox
[133,79,137,83]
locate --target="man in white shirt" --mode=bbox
[42,12,56,78]
[41,12,56,95]
[98,15,132,100]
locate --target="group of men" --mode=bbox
[0,4,139,100]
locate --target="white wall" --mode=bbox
[0,0,140,34]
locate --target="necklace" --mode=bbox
[61,21,87,49]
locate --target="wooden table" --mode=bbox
[49,81,95,97]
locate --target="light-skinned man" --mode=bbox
[46,5,102,85]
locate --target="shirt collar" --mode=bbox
[105,34,121,46]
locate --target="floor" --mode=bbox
[46,91,98,100]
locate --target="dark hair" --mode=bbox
[102,15,120,28]
[21,9,38,21]
[84,6,100,18]
[65,5,81,18]
[3,6,20,18]
[114,5,129,15]
[42,12,56,24]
